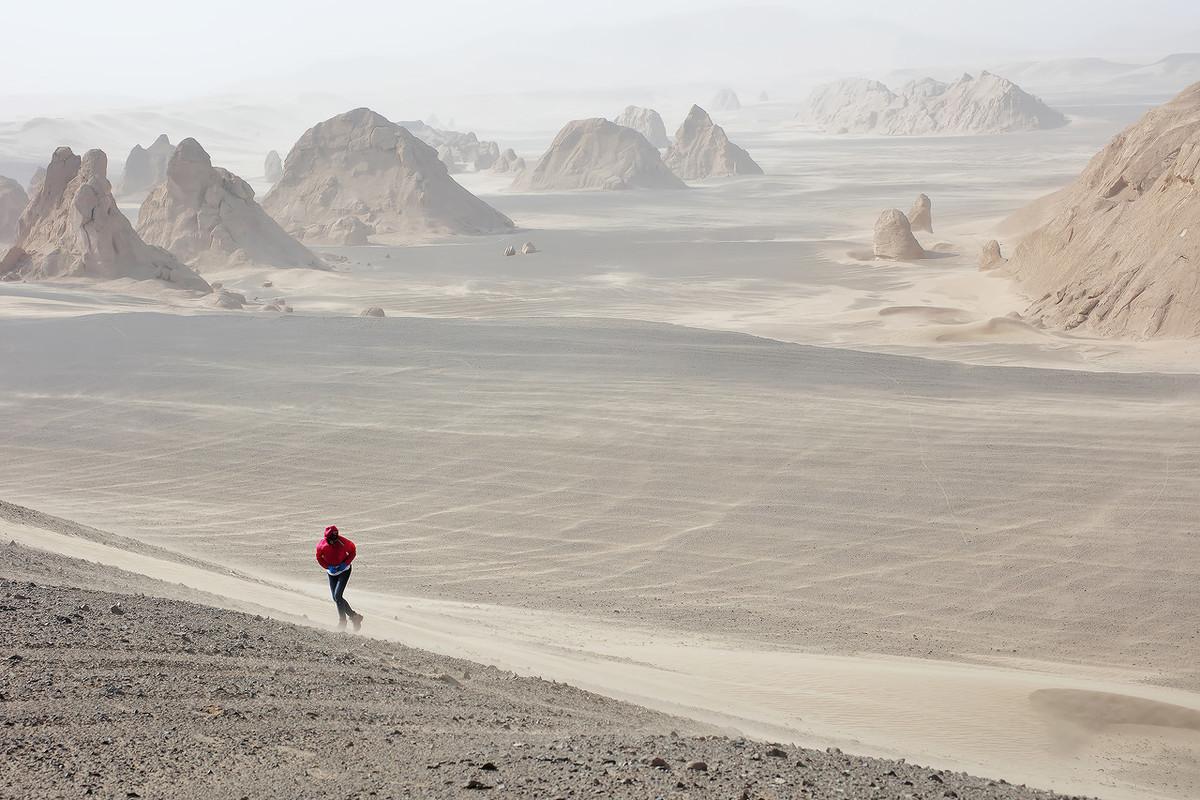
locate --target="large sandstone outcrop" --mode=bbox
[909,193,933,232]
[1003,82,1200,337]
[711,88,741,111]
[614,106,669,148]
[262,108,514,243]
[804,72,1066,135]
[0,177,28,242]
[512,118,686,192]
[0,147,209,290]
[873,209,926,260]
[138,138,325,269]
[119,134,174,196]
[264,150,283,183]
[664,105,763,180]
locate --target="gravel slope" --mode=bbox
[1,541,1088,800]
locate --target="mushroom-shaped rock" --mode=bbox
[908,193,933,233]
[264,150,283,183]
[710,88,741,111]
[261,297,293,313]
[0,147,209,291]
[664,105,763,180]
[0,176,28,242]
[119,134,174,197]
[138,138,326,269]
[979,239,1006,270]
[873,209,926,261]
[513,118,686,192]
[521,241,537,254]
[360,306,386,317]
[262,108,514,243]
[503,245,517,256]
[614,106,669,148]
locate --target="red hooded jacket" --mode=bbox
[316,526,357,571]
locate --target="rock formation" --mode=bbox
[0,148,208,291]
[490,148,526,174]
[118,134,174,197]
[979,240,1006,270]
[804,72,1066,135]
[264,150,283,183]
[512,118,686,192]
[328,216,374,245]
[27,168,45,196]
[503,245,516,256]
[360,306,385,317]
[1003,82,1200,337]
[137,138,324,270]
[873,209,926,261]
[399,120,501,171]
[909,193,933,233]
[436,145,457,172]
[262,108,514,243]
[521,241,537,254]
[901,77,949,100]
[0,176,28,242]
[209,289,246,309]
[614,106,669,148]
[663,105,763,180]
[711,88,741,111]
[759,91,769,102]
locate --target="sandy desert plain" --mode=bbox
[3,68,1200,800]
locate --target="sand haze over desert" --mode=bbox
[3,2,1200,799]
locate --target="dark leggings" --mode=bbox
[328,567,356,621]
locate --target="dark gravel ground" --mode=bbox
[0,541,1092,800]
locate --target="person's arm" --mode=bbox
[316,544,330,569]
[343,539,357,565]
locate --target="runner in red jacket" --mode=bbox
[316,525,363,630]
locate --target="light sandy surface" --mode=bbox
[6,510,1198,800]
[3,532,1093,800]
[2,312,1199,798]
[2,97,1200,800]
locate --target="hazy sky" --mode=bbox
[4,0,1199,107]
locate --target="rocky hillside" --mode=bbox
[1,523,1083,800]
[1004,81,1200,337]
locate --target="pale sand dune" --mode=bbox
[932,315,1048,342]
[877,305,976,324]
[5,514,1200,800]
